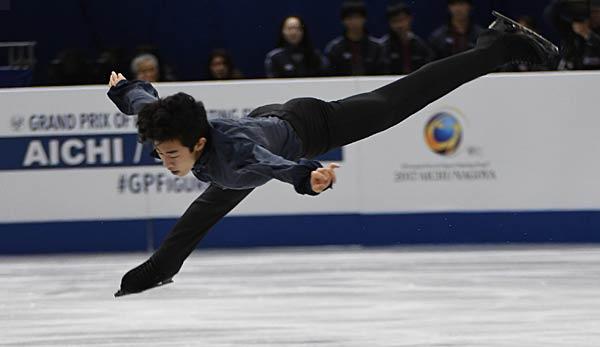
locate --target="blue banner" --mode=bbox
[0,134,159,170]
[0,134,343,171]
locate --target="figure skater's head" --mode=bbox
[137,93,210,176]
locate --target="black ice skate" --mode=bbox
[114,277,174,297]
[114,258,174,297]
[488,11,560,68]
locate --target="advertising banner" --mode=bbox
[1,73,599,226]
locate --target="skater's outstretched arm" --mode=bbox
[234,140,339,195]
[116,184,253,296]
[106,72,158,115]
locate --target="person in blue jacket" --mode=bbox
[109,14,559,297]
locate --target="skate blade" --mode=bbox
[490,11,559,55]
[114,278,174,298]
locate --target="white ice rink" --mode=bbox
[1,246,600,346]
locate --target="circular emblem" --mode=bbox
[424,112,463,155]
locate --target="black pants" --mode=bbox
[282,41,506,159]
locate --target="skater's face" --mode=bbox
[154,138,207,177]
[448,2,471,21]
[389,13,412,35]
[343,14,366,33]
[282,17,304,46]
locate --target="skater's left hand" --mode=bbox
[108,71,127,88]
[310,163,340,193]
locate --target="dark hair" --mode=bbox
[340,1,367,19]
[206,49,238,80]
[277,15,322,73]
[387,2,412,19]
[137,92,211,151]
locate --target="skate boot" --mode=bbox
[114,258,174,297]
[481,11,560,68]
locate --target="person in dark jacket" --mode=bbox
[429,0,484,60]
[265,15,327,78]
[380,2,434,74]
[207,49,243,80]
[325,1,386,76]
[106,15,558,296]
[545,0,600,70]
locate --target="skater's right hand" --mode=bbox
[108,71,126,88]
[310,163,340,193]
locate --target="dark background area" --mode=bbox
[0,0,555,84]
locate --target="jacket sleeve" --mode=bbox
[237,141,324,196]
[428,29,447,60]
[316,50,330,76]
[586,31,600,52]
[325,40,344,76]
[375,42,387,75]
[118,184,253,294]
[419,37,436,65]
[264,50,277,78]
[107,79,159,115]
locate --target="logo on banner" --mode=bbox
[393,108,498,184]
[424,112,462,155]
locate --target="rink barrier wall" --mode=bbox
[1,73,600,254]
[1,211,600,254]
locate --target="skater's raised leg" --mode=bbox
[324,26,558,150]
[283,15,559,158]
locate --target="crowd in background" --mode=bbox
[29,0,600,85]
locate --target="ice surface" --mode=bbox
[1,246,600,346]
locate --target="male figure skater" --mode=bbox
[109,13,558,297]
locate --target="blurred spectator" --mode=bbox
[325,1,386,76]
[131,53,160,82]
[501,16,549,72]
[265,15,327,78]
[47,48,93,86]
[207,49,243,80]
[380,2,434,74]
[429,0,483,60]
[130,45,178,81]
[545,0,600,70]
